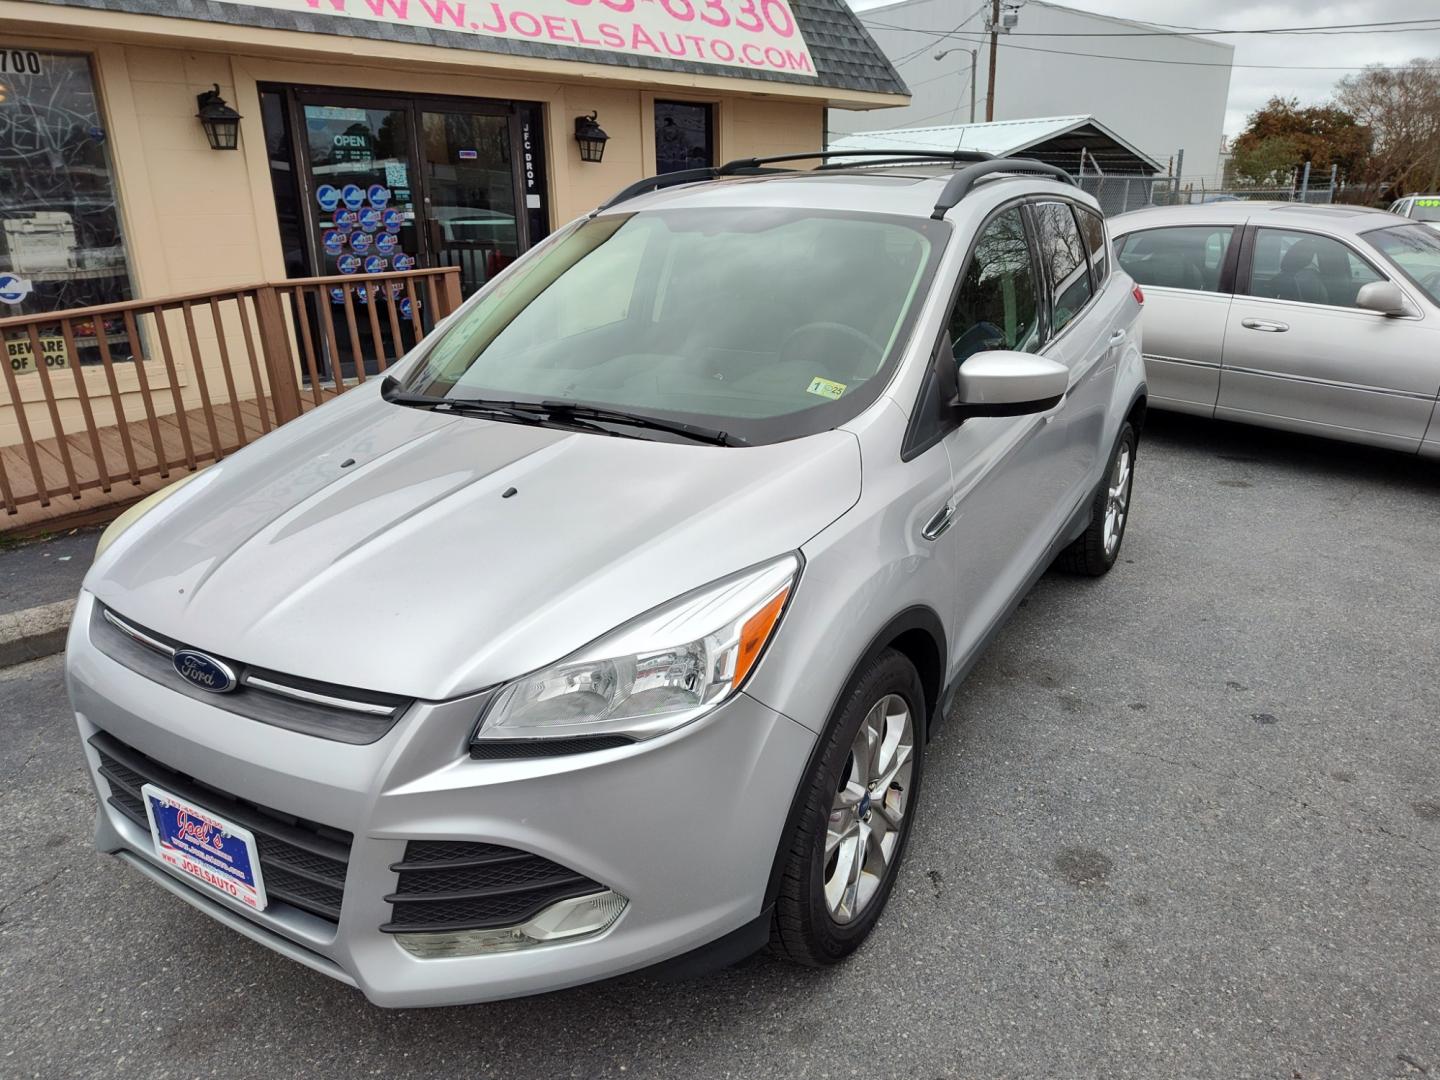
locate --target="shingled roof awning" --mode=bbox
[32,0,909,98]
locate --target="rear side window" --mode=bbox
[1117,226,1234,293]
[1033,202,1092,334]
[1247,228,1383,308]
[946,207,1042,360]
[1076,206,1109,285]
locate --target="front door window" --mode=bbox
[946,207,1041,360]
[1247,228,1384,309]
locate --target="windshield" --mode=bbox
[1366,224,1440,306]
[1407,198,1440,222]
[399,208,944,444]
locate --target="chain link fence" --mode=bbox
[1077,173,1358,217]
[1075,175,1178,216]
[1078,176,1319,215]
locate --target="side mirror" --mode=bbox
[1356,280,1411,317]
[953,351,1069,417]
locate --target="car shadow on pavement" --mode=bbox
[1139,410,1440,495]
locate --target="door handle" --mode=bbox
[1242,318,1289,333]
[921,497,959,541]
[1108,328,1127,345]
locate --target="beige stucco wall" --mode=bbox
[0,15,839,453]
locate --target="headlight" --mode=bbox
[94,470,204,559]
[472,554,800,748]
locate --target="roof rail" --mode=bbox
[592,149,1069,219]
[716,148,994,173]
[592,166,719,215]
[930,159,1076,219]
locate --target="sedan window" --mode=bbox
[1248,229,1383,309]
[1366,224,1440,306]
[1117,226,1234,292]
[1033,202,1092,334]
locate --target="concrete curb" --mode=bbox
[0,599,75,668]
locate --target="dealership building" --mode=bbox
[0,0,906,320]
[0,0,907,514]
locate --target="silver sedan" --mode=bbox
[1110,202,1440,457]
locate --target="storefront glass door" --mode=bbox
[281,91,531,382]
[420,110,522,297]
[301,103,423,282]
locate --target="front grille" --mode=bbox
[90,731,353,924]
[90,603,411,745]
[381,840,604,934]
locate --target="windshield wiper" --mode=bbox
[381,378,546,424]
[381,378,618,436]
[381,379,743,446]
[535,401,746,447]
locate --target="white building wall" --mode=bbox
[834,0,1233,183]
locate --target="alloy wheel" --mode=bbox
[1103,443,1133,556]
[823,693,915,924]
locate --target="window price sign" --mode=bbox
[208,0,814,76]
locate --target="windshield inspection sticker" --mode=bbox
[806,377,848,400]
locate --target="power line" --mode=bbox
[881,16,1440,38]
[859,25,1440,71]
[882,1,988,67]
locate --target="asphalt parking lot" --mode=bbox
[1,411,1437,1080]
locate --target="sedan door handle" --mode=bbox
[1108,328,1127,345]
[1242,318,1289,333]
[921,497,959,541]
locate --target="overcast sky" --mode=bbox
[1077,0,1440,135]
[848,0,1440,138]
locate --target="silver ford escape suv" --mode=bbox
[67,149,1146,1007]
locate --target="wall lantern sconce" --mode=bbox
[574,112,610,164]
[196,85,243,150]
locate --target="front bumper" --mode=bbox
[65,591,815,1007]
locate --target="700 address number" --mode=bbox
[0,50,43,75]
[564,0,796,36]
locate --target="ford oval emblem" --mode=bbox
[173,650,238,694]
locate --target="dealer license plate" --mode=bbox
[141,783,268,912]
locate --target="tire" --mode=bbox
[1057,421,1137,577]
[770,648,926,967]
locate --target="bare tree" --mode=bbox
[1335,59,1440,202]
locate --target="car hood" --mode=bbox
[87,386,862,699]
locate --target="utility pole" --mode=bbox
[986,0,999,122]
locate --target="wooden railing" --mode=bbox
[0,266,462,522]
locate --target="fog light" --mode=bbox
[395,890,628,959]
